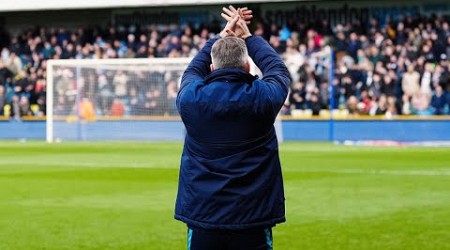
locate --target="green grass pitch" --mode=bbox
[0,142,449,250]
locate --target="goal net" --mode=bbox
[46,58,191,142]
[46,58,284,142]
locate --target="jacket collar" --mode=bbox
[205,68,257,84]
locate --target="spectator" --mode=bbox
[369,73,382,99]
[166,79,178,115]
[11,94,20,119]
[110,98,125,116]
[411,92,431,115]
[282,41,304,82]
[79,98,95,120]
[358,90,372,114]
[289,81,305,109]
[14,71,33,95]
[347,95,359,115]
[113,71,128,99]
[370,94,388,115]
[420,63,433,96]
[55,69,73,96]
[386,96,398,117]
[402,64,421,98]
[6,51,22,74]
[307,94,322,116]
[97,74,113,115]
[342,76,356,99]
[35,95,46,116]
[402,94,412,115]
[0,61,12,84]
[347,32,361,60]
[128,87,143,115]
[18,95,32,116]
[431,85,447,115]
[381,75,396,97]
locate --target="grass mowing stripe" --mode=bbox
[290,168,450,176]
[0,142,449,250]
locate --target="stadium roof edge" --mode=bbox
[0,0,307,12]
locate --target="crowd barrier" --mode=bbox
[1,116,449,142]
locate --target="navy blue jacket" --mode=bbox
[175,36,291,230]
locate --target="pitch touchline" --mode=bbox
[298,169,450,176]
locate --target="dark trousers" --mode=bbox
[187,227,273,250]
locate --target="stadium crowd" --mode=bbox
[0,12,449,118]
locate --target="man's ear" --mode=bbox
[244,61,250,73]
[210,64,215,72]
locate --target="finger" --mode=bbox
[238,9,244,21]
[236,20,245,28]
[237,19,249,29]
[229,15,239,27]
[242,11,252,17]
[240,8,252,14]
[221,13,232,22]
[237,9,251,20]
[241,10,252,16]
[225,29,237,37]
[222,7,235,17]
[229,5,238,13]
[224,15,239,31]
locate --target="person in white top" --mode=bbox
[402,64,420,98]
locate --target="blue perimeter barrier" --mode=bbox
[0,119,449,142]
[282,120,450,142]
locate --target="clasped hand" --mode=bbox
[219,6,253,39]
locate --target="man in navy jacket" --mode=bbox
[175,7,291,250]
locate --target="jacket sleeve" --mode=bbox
[179,37,219,92]
[246,36,291,115]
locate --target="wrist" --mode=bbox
[242,34,252,40]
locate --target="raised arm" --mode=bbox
[246,36,291,116]
[221,7,291,114]
[246,36,291,97]
[179,38,218,91]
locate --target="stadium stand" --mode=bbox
[0,9,449,118]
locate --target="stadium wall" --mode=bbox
[1,0,448,34]
[1,119,450,142]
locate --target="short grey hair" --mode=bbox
[211,37,248,70]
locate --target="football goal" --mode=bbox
[46,58,191,142]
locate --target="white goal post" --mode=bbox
[46,57,284,142]
[46,58,192,142]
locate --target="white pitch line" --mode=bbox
[297,169,450,176]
